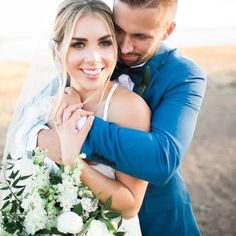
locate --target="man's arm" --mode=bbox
[37,128,63,164]
[82,73,207,186]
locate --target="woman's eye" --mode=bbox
[99,40,112,47]
[71,42,85,48]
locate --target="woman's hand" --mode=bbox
[55,103,94,166]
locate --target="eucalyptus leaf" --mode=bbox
[114,232,126,236]
[105,211,121,219]
[35,229,52,234]
[102,196,112,211]
[49,173,62,185]
[73,203,83,215]
[6,154,12,160]
[9,170,20,180]
[3,193,12,201]
[12,178,21,187]
[118,218,122,228]
[6,164,14,170]
[100,218,116,232]
[1,200,10,210]
[10,200,18,214]
[17,186,26,196]
[12,185,26,189]
[51,227,67,235]
[0,186,9,191]
[18,174,32,181]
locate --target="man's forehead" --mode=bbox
[113,6,168,32]
[113,0,174,26]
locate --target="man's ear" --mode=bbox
[162,21,176,41]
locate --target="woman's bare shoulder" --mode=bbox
[109,85,151,131]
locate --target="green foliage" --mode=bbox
[0,156,29,235]
[138,65,150,96]
[0,152,125,235]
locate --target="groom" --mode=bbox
[38,0,206,235]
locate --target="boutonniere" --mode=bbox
[138,66,150,96]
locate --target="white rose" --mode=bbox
[57,212,83,234]
[87,220,111,236]
[81,198,96,213]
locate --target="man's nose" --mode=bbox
[119,35,134,54]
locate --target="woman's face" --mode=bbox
[66,13,115,94]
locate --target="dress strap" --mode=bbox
[103,82,119,121]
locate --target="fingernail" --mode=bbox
[89,115,95,121]
[65,87,72,94]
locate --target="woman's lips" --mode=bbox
[81,68,103,80]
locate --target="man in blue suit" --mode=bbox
[38,0,206,235]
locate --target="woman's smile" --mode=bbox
[80,67,104,80]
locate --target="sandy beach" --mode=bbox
[0,44,236,235]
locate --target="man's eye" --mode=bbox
[135,35,148,40]
[100,40,112,47]
[115,27,122,33]
[71,42,85,48]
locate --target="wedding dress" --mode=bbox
[91,82,143,236]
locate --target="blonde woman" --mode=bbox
[3,0,151,234]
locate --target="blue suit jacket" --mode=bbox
[82,44,206,235]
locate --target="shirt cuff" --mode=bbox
[26,125,49,151]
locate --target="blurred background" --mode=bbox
[0,0,235,235]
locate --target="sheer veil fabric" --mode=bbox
[2,36,60,164]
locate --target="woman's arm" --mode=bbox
[58,87,151,218]
[80,161,147,219]
[81,88,151,218]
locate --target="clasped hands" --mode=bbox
[47,87,95,166]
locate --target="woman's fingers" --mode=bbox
[69,109,84,129]
[57,105,94,135]
[78,109,94,117]
[55,102,68,126]
[62,104,82,123]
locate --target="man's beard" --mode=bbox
[118,50,157,66]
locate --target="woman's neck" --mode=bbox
[71,82,112,113]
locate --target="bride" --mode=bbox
[2,0,150,235]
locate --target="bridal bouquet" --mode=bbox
[0,149,125,235]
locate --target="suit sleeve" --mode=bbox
[82,73,206,186]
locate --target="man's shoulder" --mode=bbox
[149,44,205,78]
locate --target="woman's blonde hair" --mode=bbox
[50,0,117,115]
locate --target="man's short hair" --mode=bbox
[118,0,177,9]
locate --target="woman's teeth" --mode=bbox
[82,69,102,75]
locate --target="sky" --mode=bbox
[0,0,235,61]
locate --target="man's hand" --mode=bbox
[37,128,63,164]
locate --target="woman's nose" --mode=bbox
[84,48,102,63]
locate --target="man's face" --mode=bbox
[113,1,175,66]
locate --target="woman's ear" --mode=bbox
[162,21,176,41]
